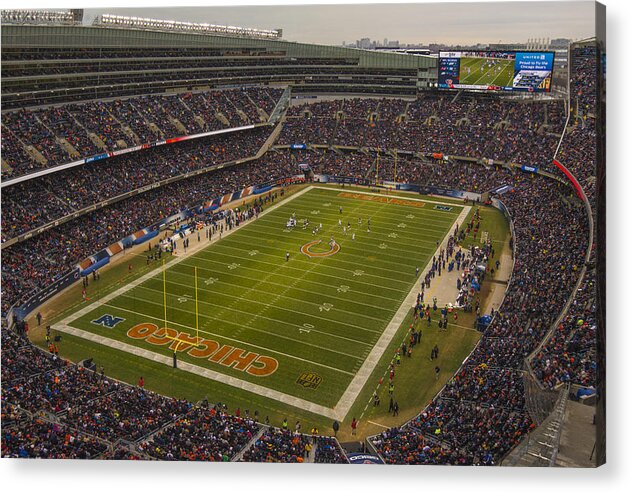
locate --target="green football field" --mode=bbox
[55,186,465,418]
[459,56,515,87]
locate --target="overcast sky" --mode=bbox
[38,1,597,46]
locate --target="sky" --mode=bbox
[62,0,598,46]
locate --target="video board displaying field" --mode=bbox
[438,51,555,92]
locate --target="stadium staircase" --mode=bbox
[502,383,570,466]
[244,92,269,123]
[255,122,284,159]
[401,101,412,122]
[25,143,48,165]
[267,87,291,124]
[177,96,205,133]
[224,93,250,124]
[129,100,166,139]
[164,107,188,135]
[230,427,266,462]
[1,158,11,176]
[329,117,342,147]
[450,90,463,104]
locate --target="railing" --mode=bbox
[502,383,570,466]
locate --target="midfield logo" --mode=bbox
[296,371,323,390]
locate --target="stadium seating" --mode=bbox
[0,328,346,462]
[369,171,589,464]
[1,88,283,179]
[1,126,273,241]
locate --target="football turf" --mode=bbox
[62,187,463,412]
[459,57,515,88]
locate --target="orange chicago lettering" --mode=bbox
[168,331,199,352]
[220,348,259,371]
[145,327,178,345]
[209,345,234,363]
[127,323,158,339]
[246,356,279,377]
[188,339,220,359]
[126,324,278,376]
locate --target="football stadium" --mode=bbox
[0,7,605,467]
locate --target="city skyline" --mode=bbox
[74,1,596,47]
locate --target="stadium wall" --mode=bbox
[1,25,435,71]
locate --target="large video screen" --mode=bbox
[438,51,555,92]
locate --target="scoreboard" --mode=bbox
[438,51,555,93]
[439,55,461,87]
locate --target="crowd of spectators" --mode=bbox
[0,133,298,314]
[530,268,597,389]
[369,169,590,464]
[2,109,68,167]
[313,436,347,464]
[61,385,191,442]
[1,327,64,384]
[2,364,113,416]
[284,147,511,193]
[440,366,526,410]
[140,404,260,461]
[570,45,598,116]
[1,327,346,461]
[4,157,592,464]
[240,428,311,462]
[552,44,599,204]
[278,95,564,172]
[1,418,110,459]
[2,81,600,464]
[552,48,600,405]
[1,126,273,240]
[1,87,282,178]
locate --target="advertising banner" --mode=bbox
[347,453,385,464]
[16,269,81,319]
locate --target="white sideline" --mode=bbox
[55,323,341,420]
[331,204,471,420]
[56,185,315,327]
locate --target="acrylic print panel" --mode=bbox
[0,0,606,474]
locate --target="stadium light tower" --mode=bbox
[92,13,282,40]
[1,9,77,25]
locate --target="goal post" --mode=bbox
[161,262,202,368]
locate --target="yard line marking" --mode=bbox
[258,204,458,231]
[261,205,457,231]
[207,231,433,271]
[183,256,410,292]
[55,185,317,328]
[367,420,390,429]
[197,243,415,284]
[101,300,363,368]
[113,288,381,345]
[53,323,343,420]
[165,267,399,312]
[188,249,412,287]
[331,203,472,420]
[173,261,403,303]
[230,224,439,258]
